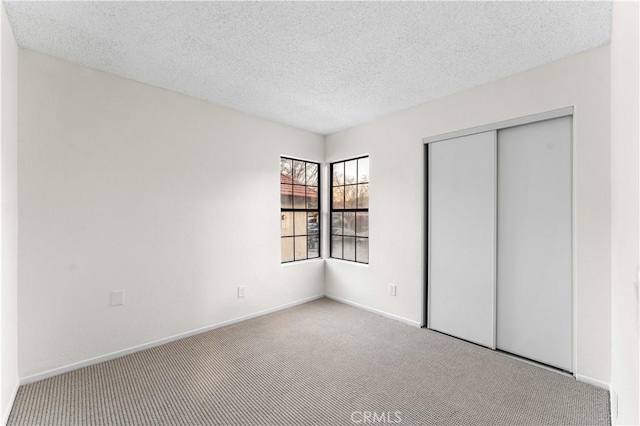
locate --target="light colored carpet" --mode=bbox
[9,298,609,425]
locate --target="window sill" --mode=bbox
[280,258,325,267]
[325,258,370,267]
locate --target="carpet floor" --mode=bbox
[8,298,610,425]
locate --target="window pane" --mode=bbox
[281,212,293,237]
[356,238,369,263]
[329,156,366,264]
[306,163,318,186]
[357,184,369,209]
[294,212,307,236]
[308,236,320,258]
[332,162,344,186]
[292,160,306,184]
[333,186,344,209]
[307,212,319,235]
[331,236,343,258]
[358,157,369,183]
[281,237,294,262]
[331,212,343,235]
[281,158,320,264]
[306,186,318,209]
[280,184,293,208]
[345,160,357,184]
[344,212,355,236]
[294,236,307,260]
[280,158,292,179]
[345,184,357,209]
[356,212,369,237]
[293,185,306,209]
[343,236,356,261]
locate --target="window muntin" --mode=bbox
[281,157,320,263]
[330,156,369,263]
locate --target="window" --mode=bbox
[331,156,369,263]
[280,157,320,263]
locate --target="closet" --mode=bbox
[426,110,573,372]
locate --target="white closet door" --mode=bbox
[429,131,496,348]
[497,116,572,371]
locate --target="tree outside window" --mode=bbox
[281,157,320,263]
[331,156,369,263]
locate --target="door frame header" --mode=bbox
[423,106,574,145]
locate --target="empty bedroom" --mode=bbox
[0,1,638,425]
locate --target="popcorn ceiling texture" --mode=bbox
[4,1,612,135]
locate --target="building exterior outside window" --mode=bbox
[280,157,320,262]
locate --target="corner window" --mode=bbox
[331,156,369,263]
[280,157,320,263]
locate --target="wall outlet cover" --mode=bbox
[111,290,125,306]
[238,286,246,298]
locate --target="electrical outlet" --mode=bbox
[237,286,246,298]
[111,290,125,306]
[389,284,397,297]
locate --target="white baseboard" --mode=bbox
[2,380,19,426]
[576,374,611,391]
[20,294,325,385]
[325,294,422,328]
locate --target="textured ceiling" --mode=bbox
[4,1,612,135]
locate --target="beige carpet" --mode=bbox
[8,298,609,425]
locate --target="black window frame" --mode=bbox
[280,157,321,263]
[330,156,369,264]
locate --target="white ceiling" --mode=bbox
[4,1,612,135]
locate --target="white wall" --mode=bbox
[0,3,19,425]
[610,1,639,424]
[325,45,612,385]
[17,51,325,379]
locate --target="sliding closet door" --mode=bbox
[429,131,496,348]
[497,116,572,371]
